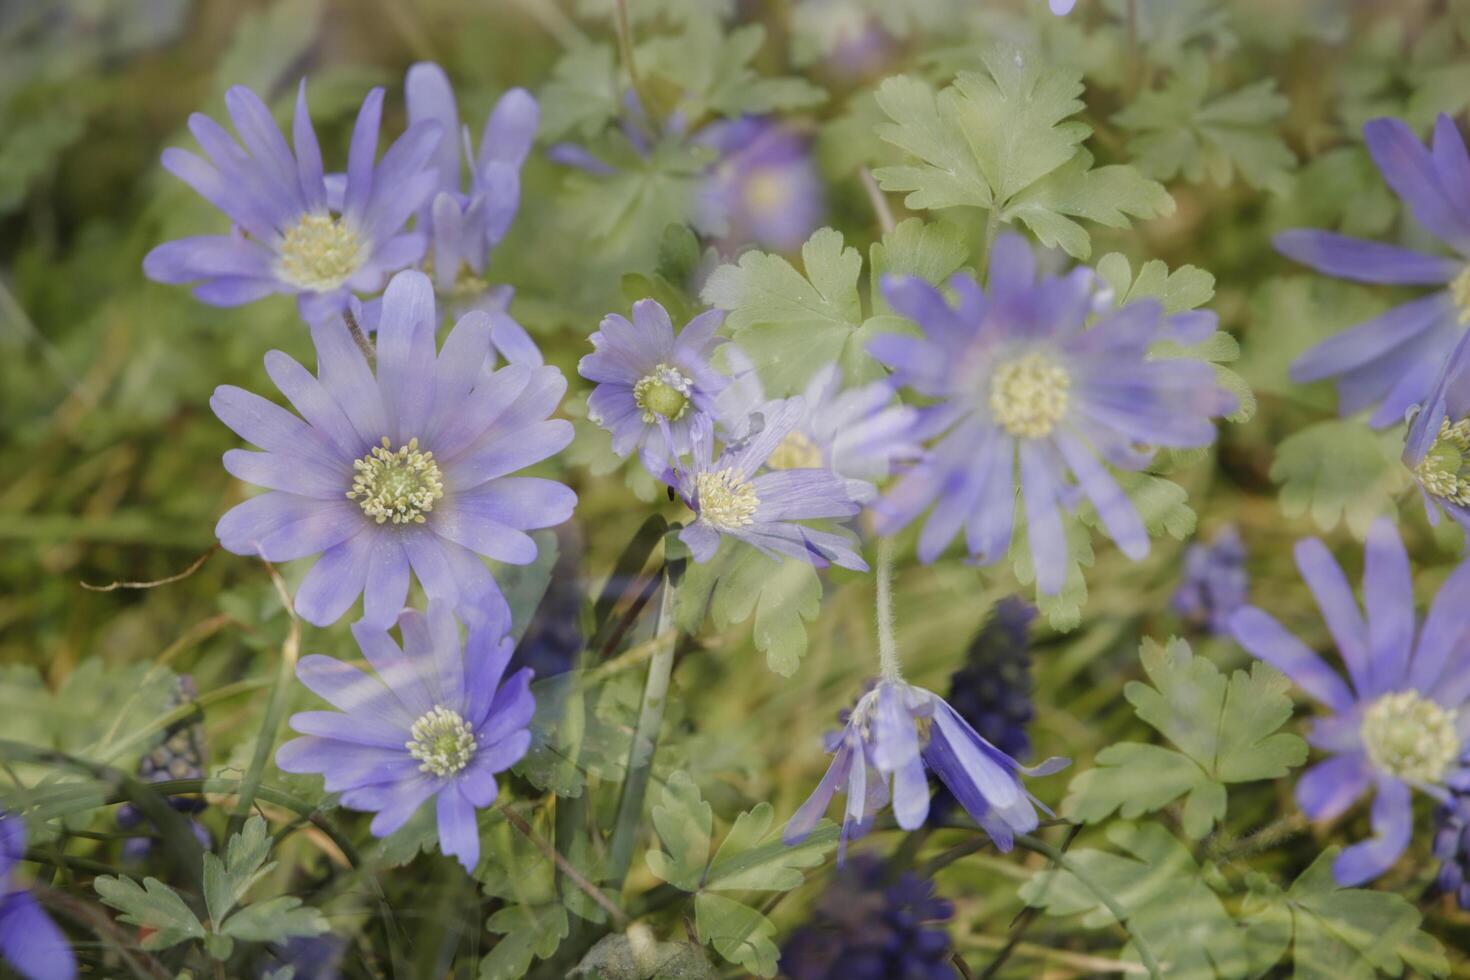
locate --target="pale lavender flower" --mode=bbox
[212,270,575,629]
[578,299,727,473]
[277,601,534,873]
[145,83,440,323]
[669,403,867,571]
[695,117,825,253]
[873,234,1235,594]
[1230,518,1470,885]
[0,813,76,980]
[1279,115,1470,427]
[1403,327,1470,532]
[784,679,1065,855]
[1048,0,1077,12]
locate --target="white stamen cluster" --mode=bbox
[766,430,824,470]
[1414,418,1470,506]
[989,353,1072,439]
[348,437,445,525]
[406,705,477,777]
[696,467,760,530]
[276,213,367,292]
[1359,690,1460,784]
[632,363,694,423]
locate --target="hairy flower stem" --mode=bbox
[1016,833,1164,980]
[605,558,684,893]
[876,536,903,682]
[343,305,376,365]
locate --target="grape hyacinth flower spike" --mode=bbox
[873,234,1236,594]
[579,298,728,474]
[1230,517,1470,885]
[145,82,441,323]
[669,403,868,570]
[1278,115,1470,426]
[404,62,542,365]
[212,269,576,628]
[277,600,534,872]
[0,813,76,980]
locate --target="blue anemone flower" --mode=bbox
[145,83,441,323]
[0,813,76,980]
[1172,525,1250,635]
[694,117,825,254]
[1230,518,1470,885]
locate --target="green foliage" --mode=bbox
[479,810,574,979]
[1065,637,1306,838]
[94,874,205,950]
[636,20,825,124]
[570,930,717,979]
[1270,419,1411,536]
[873,46,1173,258]
[1010,517,1095,631]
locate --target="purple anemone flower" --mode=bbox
[717,355,920,503]
[404,62,542,367]
[694,117,825,254]
[145,83,441,324]
[579,299,727,473]
[1278,115,1470,427]
[783,679,1065,855]
[872,234,1236,594]
[277,601,534,872]
[669,402,868,570]
[1229,517,1470,886]
[212,269,576,629]
[1403,327,1470,531]
[1,813,76,980]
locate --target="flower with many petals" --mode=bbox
[1278,115,1470,427]
[1229,517,1470,885]
[277,601,534,872]
[1,813,76,980]
[145,83,440,323]
[212,270,575,628]
[873,234,1235,594]
[695,117,825,254]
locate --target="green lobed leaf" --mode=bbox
[480,903,572,980]
[1270,418,1410,536]
[693,892,779,978]
[218,896,328,944]
[94,875,205,950]
[646,771,713,892]
[204,813,274,925]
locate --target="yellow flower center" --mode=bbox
[406,706,477,777]
[633,363,693,423]
[1414,418,1470,505]
[766,430,824,470]
[277,213,367,292]
[1360,690,1460,784]
[347,437,445,525]
[744,169,795,213]
[696,467,760,530]
[1452,265,1470,325]
[989,353,1071,439]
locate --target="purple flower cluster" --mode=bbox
[1171,525,1250,635]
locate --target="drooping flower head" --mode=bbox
[784,678,1065,855]
[213,270,575,629]
[1229,517,1470,885]
[670,402,868,570]
[694,117,825,254]
[1278,115,1470,427]
[404,61,543,366]
[873,234,1236,594]
[579,298,727,474]
[717,353,920,503]
[0,813,76,980]
[145,83,441,323]
[277,601,534,872]
[1171,525,1250,635]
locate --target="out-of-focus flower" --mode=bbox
[509,528,584,679]
[784,678,1065,854]
[145,83,440,323]
[579,298,727,474]
[212,270,575,629]
[1230,517,1470,885]
[1048,0,1078,13]
[670,403,868,570]
[1278,115,1470,428]
[277,601,534,872]
[0,813,76,980]
[258,934,348,980]
[779,854,956,980]
[1171,525,1249,635]
[1433,790,1470,910]
[117,676,213,861]
[874,234,1235,594]
[945,598,1036,763]
[404,62,542,366]
[695,117,824,253]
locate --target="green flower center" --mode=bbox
[696,467,760,530]
[1452,266,1470,325]
[406,706,477,777]
[633,363,693,423]
[1359,690,1459,784]
[766,430,824,470]
[1413,418,1470,506]
[989,353,1071,439]
[347,437,445,525]
[277,213,367,292]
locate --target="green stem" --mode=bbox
[604,560,682,893]
[1015,833,1163,980]
[613,0,654,119]
[979,209,1002,282]
[229,564,301,838]
[875,536,902,682]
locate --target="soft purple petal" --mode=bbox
[1229,607,1357,712]
[1332,778,1413,885]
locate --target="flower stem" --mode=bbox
[876,536,903,682]
[604,558,682,893]
[613,0,654,122]
[342,306,375,365]
[1015,833,1164,980]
